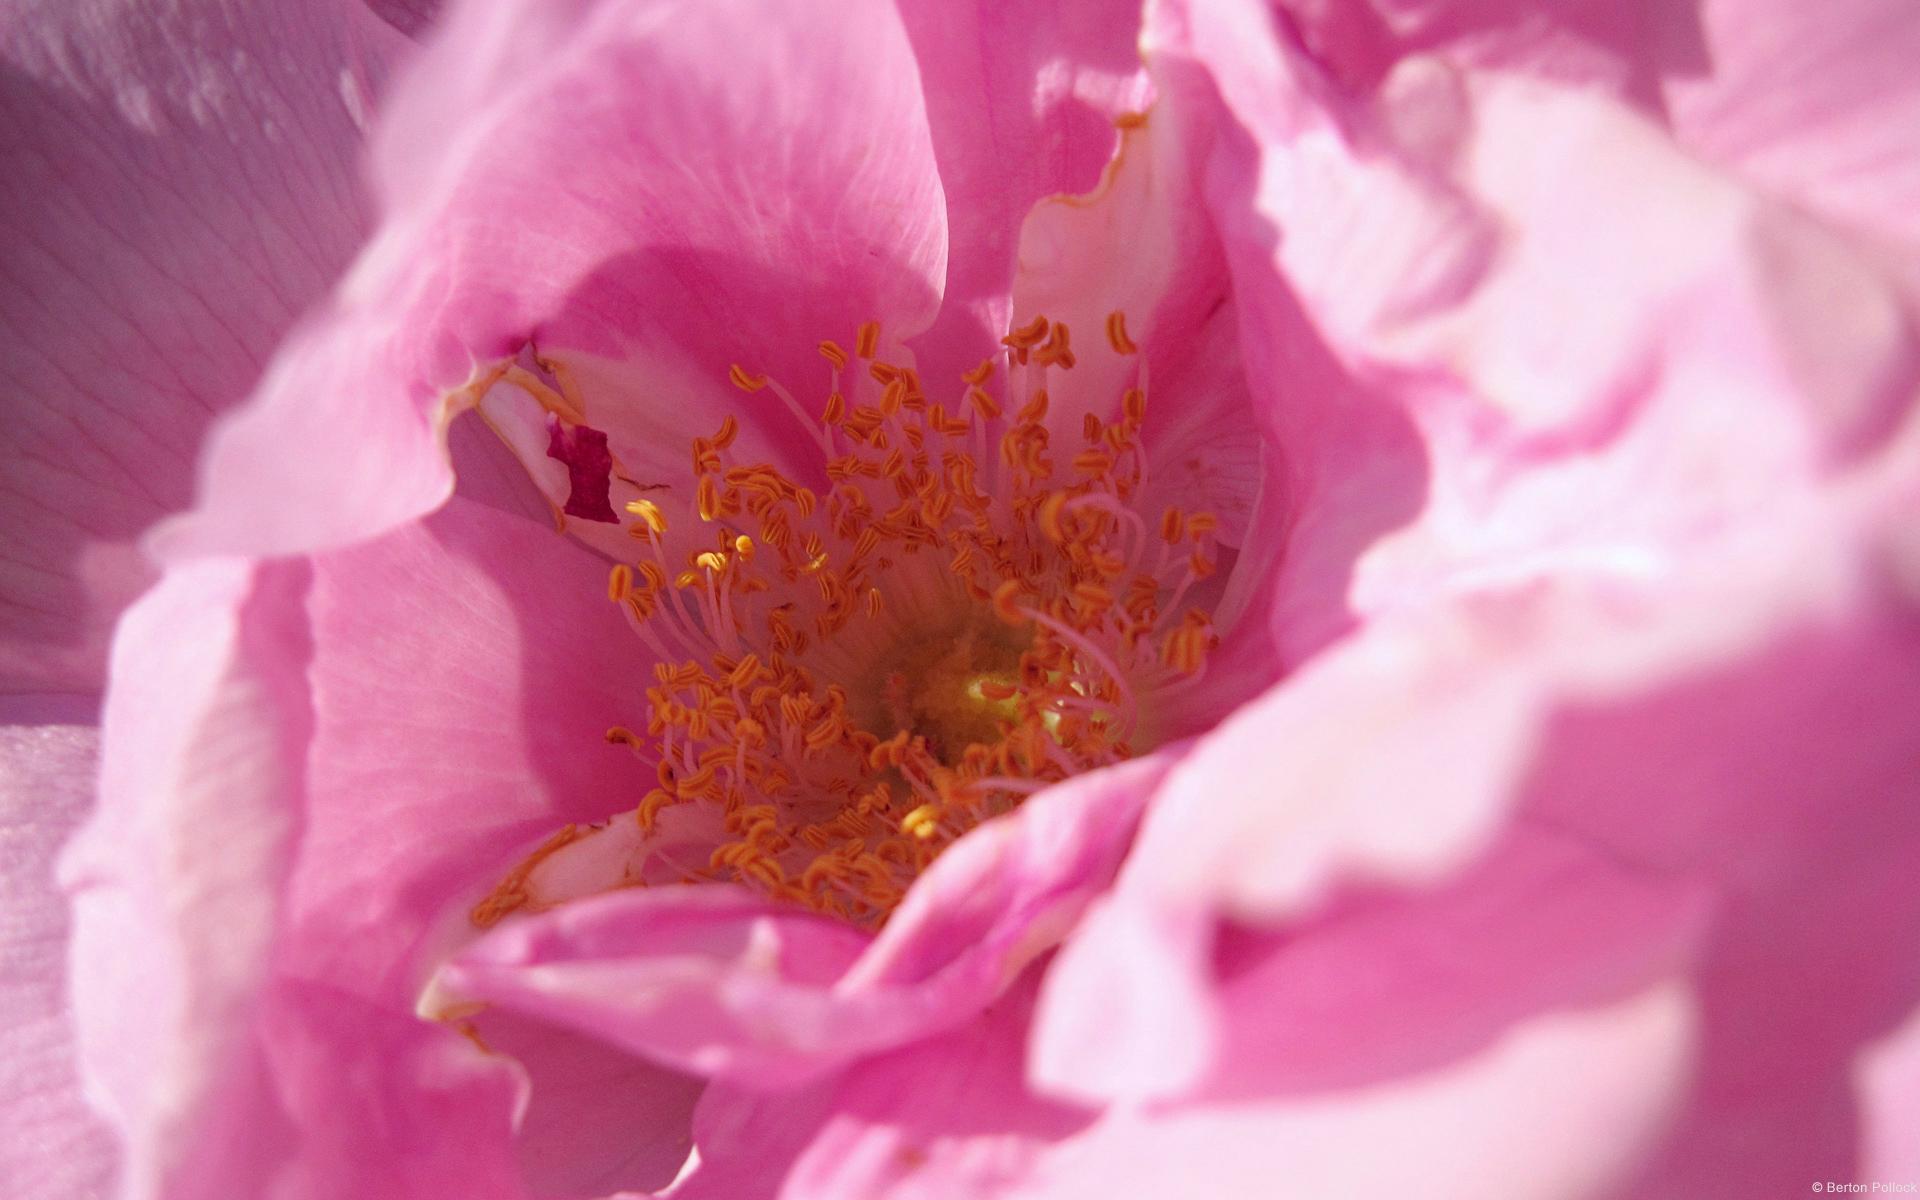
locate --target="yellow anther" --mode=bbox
[962,358,996,386]
[866,587,884,617]
[900,804,943,840]
[734,534,756,560]
[712,414,740,449]
[695,550,728,573]
[1106,311,1138,354]
[607,563,633,602]
[823,391,846,424]
[626,498,669,534]
[1114,110,1147,129]
[728,364,767,392]
[855,321,881,358]
[1188,512,1220,539]
[605,725,641,746]
[1160,507,1185,543]
[696,475,720,521]
[1123,387,1146,426]
[818,339,849,370]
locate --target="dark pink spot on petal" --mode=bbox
[545,419,619,523]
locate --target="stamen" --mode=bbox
[486,309,1219,929]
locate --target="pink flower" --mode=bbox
[3,2,1917,1200]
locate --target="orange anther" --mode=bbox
[1038,491,1069,543]
[991,578,1028,626]
[1004,314,1049,350]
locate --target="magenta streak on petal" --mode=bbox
[544,420,619,523]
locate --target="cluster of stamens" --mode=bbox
[473,311,1220,929]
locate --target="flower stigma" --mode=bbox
[473,312,1221,929]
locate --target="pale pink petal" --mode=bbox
[1267,0,1920,246]
[444,756,1173,1089]
[59,544,580,1196]
[1018,602,1548,1103]
[0,715,117,1200]
[725,973,1693,1200]
[443,889,872,1088]
[1662,0,1920,245]
[159,0,951,562]
[1033,822,1712,1104]
[1858,1003,1920,1182]
[60,559,313,1200]
[999,985,1693,1200]
[1158,0,1917,496]
[0,0,407,694]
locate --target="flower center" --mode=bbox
[472,313,1221,928]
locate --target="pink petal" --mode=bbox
[1005,83,1269,558]
[468,1009,703,1198]
[159,0,952,562]
[1523,606,1920,1195]
[444,755,1173,1089]
[60,559,313,1199]
[256,981,525,1200]
[284,495,655,998]
[0,0,407,694]
[894,0,1150,383]
[0,716,118,1199]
